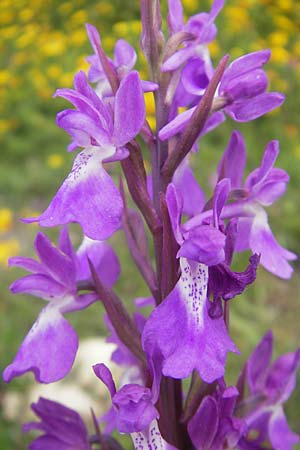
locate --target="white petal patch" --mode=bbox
[131,420,173,450]
[68,146,116,187]
[179,258,208,328]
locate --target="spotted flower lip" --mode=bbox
[3,228,120,383]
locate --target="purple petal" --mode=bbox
[265,350,300,403]
[56,110,111,147]
[35,149,123,240]
[158,106,196,140]
[172,157,205,217]
[165,183,184,245]
[112,384,158,433]
[161,46,198,72]
[246,140,279,188]
[8,256,46,275]
[34,232,75,289]
[76,238,120,288]
[221,50,271,88]
[142,259,238,382]
[10,274,67,300]
[93,363,116,397]
[226,92,285,122]
[188,396,218,449]
[247,330,273,394]
[181,57,209,96]
[112,71,145,147]
[167,0,184,34]
[217,130,246,188]
[212,178,230,228]
[208,254,259,301]
[249,210,296,279]
[114,39,137,69]
[179,225,226,265]
[58,226,77,263]
[269,407,300,450]
[3,306,78,383]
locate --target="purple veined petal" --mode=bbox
[34,232,76,289]
[93,363,116,397]
[114,39,137,69]
[32,148,123,241]
[85,23,102,59]
[76,238,120,288]
[234,217,252,252]
[249,209,296,279]
[209,0,225,20]
[24,398,90,449]
[140,80,159,92]
[221,69,268,101]
[56,110,111,147]
[161,45,198,72]
[54,86,111,134]
[218,130,246,188]
[10,274,68,300]
[165,183,184,245]
[247,331,273,394]
[58,226,77,265]
[212,178,231,228]
[246,140,279,189]
[131,420,178,450]
[226,92,285,122]
[73,71,113,131]
[167,0,184,34]
[8,256,46,274]
[179,225,226,266]
[159,106,196,141]
[188,396,219,450]
[181,57,209,96]
[208,254,259,302]
[142,258,238,382]
[220,49,271,89]
[112,71,146,147]
[172,157,206,217]
[268,407,300,450]
[265,350,300,403]
[64,292,99,313]
[3,304,78,383]
[111,384,158,433]
[247,168,289,206]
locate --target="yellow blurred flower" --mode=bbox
[270,47,290,65]
[19,8,34,22]
[47,64,62,79]
[47,153,65,169]
[268,31,288,47]
[71,29,87,45]
[0,10,14,24]
[0,70,10,85]
[113,21,129,37]
[95,2,114,15]
[102,36,115,52]
[0,239,20,267]
[182,0,197,13]
[70,10,88,26]
[225,6,250,31]
[208,41,221,59]
[0,209,13,233]
[42,39,66,57]
[144,92,155,116]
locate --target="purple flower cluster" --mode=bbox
[4,1,299,449]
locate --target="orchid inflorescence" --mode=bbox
[4,1,299,449]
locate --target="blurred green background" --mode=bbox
[0,0,300,448]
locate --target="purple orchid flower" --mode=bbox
[188,381,245,450]
[93,363,177,450]
[24,70,145,240]
[86,23,157,96]
[163,0,224,71]
[184,132,296,278]
[23,397,91,450]
[142,180,238,383]
[159,50,284,142]
[3,228,120,383]
[237,331,300,450]
[219,132,296,279]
